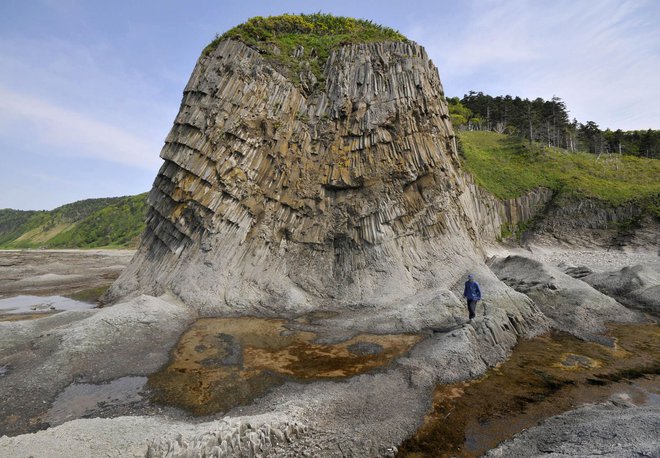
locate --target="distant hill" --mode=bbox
[0,193,148,249]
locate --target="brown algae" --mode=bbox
[398,323,660,458]
[147,317,422,415]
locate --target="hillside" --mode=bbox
[458,131,660,216]
[0,193,148,249]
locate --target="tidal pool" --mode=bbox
[398,323,660,458]
[147,317,422,416]
[45,376,147,427]
[0,295,96,321]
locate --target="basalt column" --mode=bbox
[107,39,485,313]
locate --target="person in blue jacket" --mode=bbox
[463,273,481,322]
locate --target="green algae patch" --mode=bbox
[147,317,421,416]
[399,323,660,458]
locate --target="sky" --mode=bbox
[1,0,659,210]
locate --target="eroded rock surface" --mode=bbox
[488,254,640,340]
[0,295,196,437]
[485,397,660,458]
[106,39,495,314]
[583,263,660,315]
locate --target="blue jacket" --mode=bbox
[463,280,482,301]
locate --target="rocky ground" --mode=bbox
[0,247,658,457]
[485,393,660,458]
[0,249,134,299]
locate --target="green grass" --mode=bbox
[204,13,406,86]
[459,131,660,215]
[0,193,148,249]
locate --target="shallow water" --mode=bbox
[147,317,422,416]
[0,295,96,319]
[45,376,147,427]
[398,323,660,458]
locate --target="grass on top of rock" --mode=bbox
[204,13,406,86]
[459,131,660,216]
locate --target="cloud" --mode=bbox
[407,0,660,129]
[0,87,162,169]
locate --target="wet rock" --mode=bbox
[347,341,383,356]
[200,333,243,366]
[0,295,195,437]
[484,403,660,458]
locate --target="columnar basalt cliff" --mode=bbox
[107,37,495,312]
[4,18,656,458]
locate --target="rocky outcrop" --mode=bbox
[485,395,660,458]
[106,38,495,313]
[488,255,640,340]
[582,263,660,315]
[533,197,660,248]
[461,175,552,242]
[0,295,195,437]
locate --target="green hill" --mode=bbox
[458,131,660,216]
[0,193,148,249]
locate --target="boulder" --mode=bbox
[488,255,641,339]
[583,263,660,315]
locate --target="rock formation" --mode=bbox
[582,263,660,315]
[484,396,660,458]
[3,16,655,458]
[107,37,496,313]
[488,255,641,340]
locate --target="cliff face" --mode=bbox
[108,39,496,312]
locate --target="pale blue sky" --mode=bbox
[1,0,658,210]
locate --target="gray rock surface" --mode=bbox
[485,397,660,458]
[583,263,660,315]
[532,197,660,249]
[0,294,196,437]
[488,254,640,340]
[104,38,548,318]
[0,249,133,298]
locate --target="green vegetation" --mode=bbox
[205,13,406,86]
[0,193,148,249]
[450,92,660,159]
[459,131,660,216]
[0,209,39,245]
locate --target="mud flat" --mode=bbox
[0,249,134,300]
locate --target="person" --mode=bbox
[463,273,481,322]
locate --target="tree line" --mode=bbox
[448,92,660,159]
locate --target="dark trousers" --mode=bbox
[467,300,478,319]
